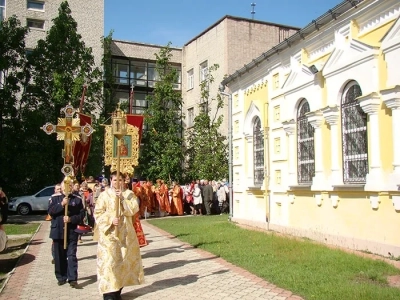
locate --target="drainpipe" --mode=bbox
[219,84,233,221]
[264,103,271,230]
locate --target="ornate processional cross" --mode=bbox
[41,104,94,177]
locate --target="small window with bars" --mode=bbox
[297,99,315,184]
[253,117,264,186]
[341,81,368,183]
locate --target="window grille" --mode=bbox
[297,100,315,184]
[253,117,264,186]
[341,81,368,183]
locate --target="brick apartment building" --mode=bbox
[183,16,298,136]
[2,0,104,67]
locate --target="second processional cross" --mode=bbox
[41,104,93,176]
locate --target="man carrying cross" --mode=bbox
[42,103,93,287]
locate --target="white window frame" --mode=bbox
[200,61,208,82]
[27,18,45,30]
[27,0,45,11]
[187,68,194,90]
[187,107,194,127]
[0,0,6,22]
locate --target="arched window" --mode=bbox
[297,99,315,184]
[253,117,264,186]
[341,81,368,183]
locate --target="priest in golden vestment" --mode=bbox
[94,172,144,300]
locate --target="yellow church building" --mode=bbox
[221,0,400,257]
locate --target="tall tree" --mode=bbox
[137,43,184,183]
[22,1,102,190]
[0,16,32,195]
[185,64,228,181]
[85,30,117,180]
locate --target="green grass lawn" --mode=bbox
[5,223,40,235]
[148,215,400,300]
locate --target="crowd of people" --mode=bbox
[127,178,231,218]
[0,174,231,299]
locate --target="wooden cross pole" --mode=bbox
[111,105,127,237]
[41,103,94,249]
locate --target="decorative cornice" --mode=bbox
[381,85,400,110]
[321,105,339,126]
[358,92,381,115]
[282,119,296,135]
[306,110,324,129]
[245,80,268,96]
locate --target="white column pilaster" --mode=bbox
[322,106,340,187]
[381,86,400,190]
[282,119,296,187]
[307,110,325,190]
[359,92,384,191]
[245,134,254,187]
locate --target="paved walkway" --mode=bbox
[1,219,303,300]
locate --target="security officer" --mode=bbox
[48,180,84,288]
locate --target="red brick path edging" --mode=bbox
[1,222,48,300]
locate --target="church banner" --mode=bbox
[104,115,144,174]
[72,112,92,175]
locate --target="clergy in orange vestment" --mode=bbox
[170,182,184,215]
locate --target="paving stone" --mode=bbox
[1,218,304,300]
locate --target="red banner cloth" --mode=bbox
[127,115,144,144]
[72,113,92,175]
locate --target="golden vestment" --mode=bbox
[94,189,144,294]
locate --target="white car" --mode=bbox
[8,186,55,215]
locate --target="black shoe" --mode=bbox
[69,281,78,288]
[57,280,67,286]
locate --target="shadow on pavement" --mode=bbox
[16,253,35,267]
[144,257,217,276]
[122,274,200,298]
[141,247,185,259]
[123,270,230,298]
[77,241,98,247]
[77,274,97,288]
[29,240,45,246]
[79,254,96,261]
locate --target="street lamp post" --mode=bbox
[219,84,233,221]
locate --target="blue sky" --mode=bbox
[105,0,342,47]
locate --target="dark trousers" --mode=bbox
[103,288,122,300]
[53,237,78,282]
[204,200,211,215]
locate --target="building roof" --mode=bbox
[112,39,182,51]
[184,15,300,46]
[221,0,365,87]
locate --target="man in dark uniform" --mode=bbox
[48,180,85,287]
